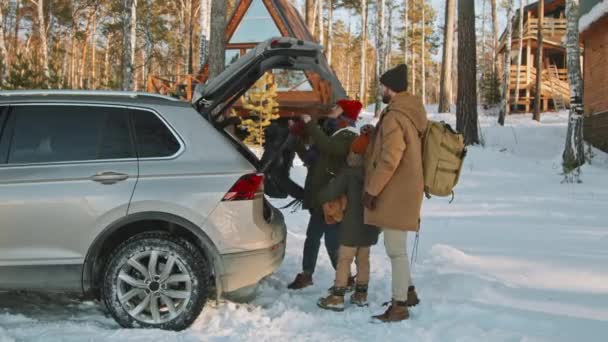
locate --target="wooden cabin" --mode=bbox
[148,0,339,117]
[580,0,608,152]
[498,0,571,113]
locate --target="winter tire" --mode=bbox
[101,231,210,330]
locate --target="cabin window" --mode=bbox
[230,0,281,44]
[272,69,313,92]
[226,50,241,67]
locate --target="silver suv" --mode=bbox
[0,38,343,331]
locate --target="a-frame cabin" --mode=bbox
[147,0,339,117]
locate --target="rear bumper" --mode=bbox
[218,207,286,301]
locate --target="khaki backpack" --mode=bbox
[422,121,467,200]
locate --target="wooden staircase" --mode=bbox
[547,64,567,111]
[506,65,570,112]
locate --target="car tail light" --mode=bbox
[222,173,264,201]
[270,38,292,48]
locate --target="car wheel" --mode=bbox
[102,231,210,330]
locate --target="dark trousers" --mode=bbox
[302,209,339,274]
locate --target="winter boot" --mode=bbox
[350,285,369,307]
[317,287,346,312]
[328,275,356,294]
[407,286,420,307]
[372,299,410,323]
[287,273,313,290]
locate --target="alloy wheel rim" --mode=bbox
[116,249,193,324]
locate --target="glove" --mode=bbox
[360,124,375,135]
[363,192,377,210]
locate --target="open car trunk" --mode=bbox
[192,38,346,199]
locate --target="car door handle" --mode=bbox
[91,172,129,184]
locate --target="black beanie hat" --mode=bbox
[380,64,408,93]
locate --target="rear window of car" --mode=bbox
[132,109,180,158]
[8,105,135,164]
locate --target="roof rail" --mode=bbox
[0,90,180,102]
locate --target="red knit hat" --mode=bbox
[337,99,363,121]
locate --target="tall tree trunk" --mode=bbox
[104,34,111,88]
[374,0,386,117]
[69,31,76,88]
[438,0,455,113]
[411,28,415,95]
[514,0,524,107]
[131,0,137,91]
[61,32,69,87]
[562,0,585,177]
[533,0,544,121]
[480,0,486,84]
[327,0,333,65]
[345,17,352,96]
[403,0,408,69]
[498,0,513,125]
[385,0,393,68]
[359,0,367,104]
[141,48,146,87]
[11,0,20,62]
[491,0,498,77]
[421,0,426,104]
[35,0,50,85]
[188,0,194,74]
[79,10,93,89]
[91,11,97,89]
[208,0,227,78]
[305,0,315,32]
[199,0,210,69]
[0,2,8,83]
[457,0,479,145]
[318,0,324,45]
[121,0,136,91]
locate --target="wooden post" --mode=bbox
[526,38,531,112]
[533,0,544,121]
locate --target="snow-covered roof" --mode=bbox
[580,0,608,33]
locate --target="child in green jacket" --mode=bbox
[317,134,380,312]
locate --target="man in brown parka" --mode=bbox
[363,64,427,322]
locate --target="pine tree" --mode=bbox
[457,0,480,145]
[5,53,44,90]
[239,73,281,146]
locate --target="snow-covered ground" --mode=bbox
[2,110,608,341]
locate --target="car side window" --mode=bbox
[132,109,180,158]
[8,105,135,164]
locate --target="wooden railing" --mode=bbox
[514,18,567,40]
[506,65,568,86]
